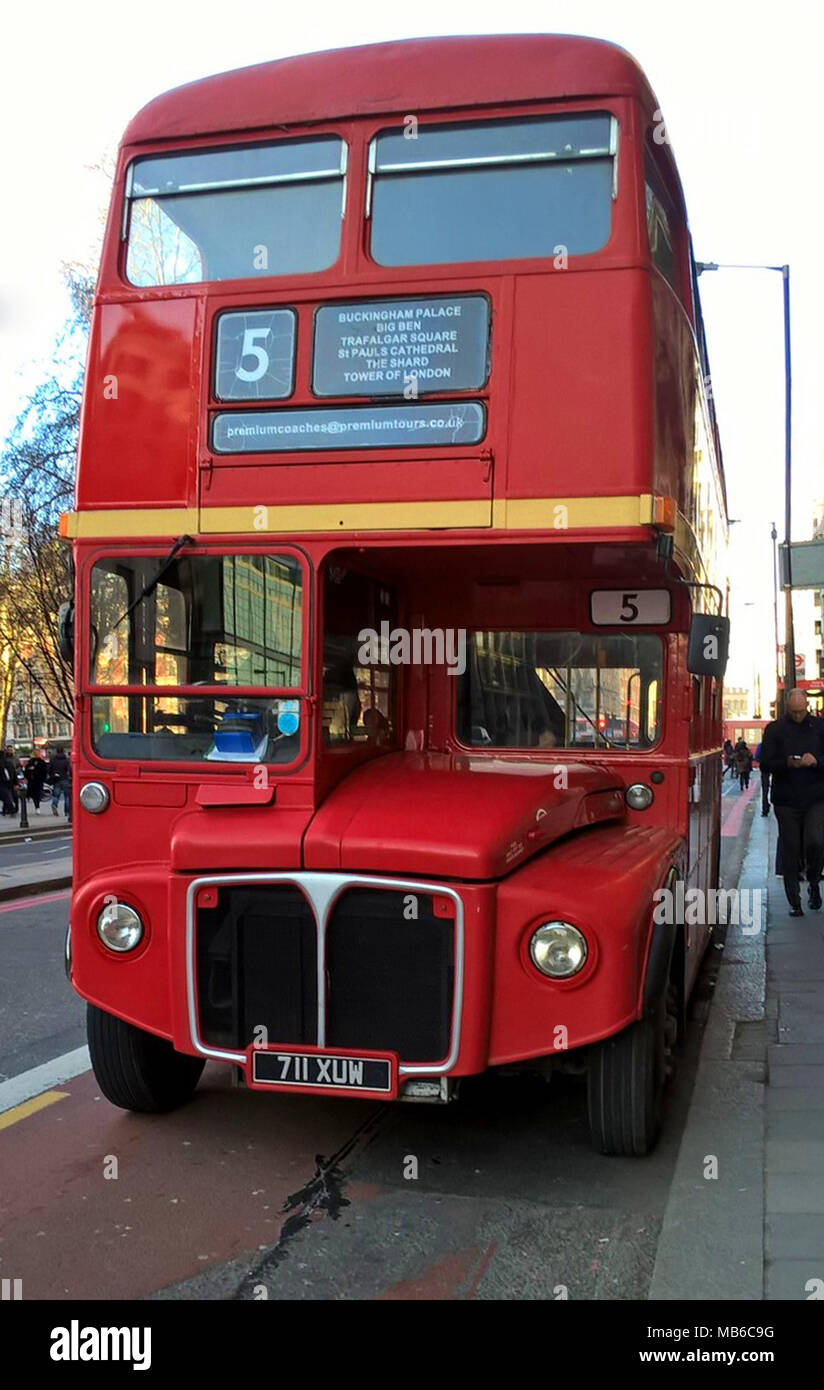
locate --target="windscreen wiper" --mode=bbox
[113,535,193,632]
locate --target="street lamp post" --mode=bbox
[696,262,795,711]
[771,521,781,710]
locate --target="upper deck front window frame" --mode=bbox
[121,135,349,288]
[364,111,619,270]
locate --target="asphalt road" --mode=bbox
[0,784,759,1300]
[0,834,72,871]
[0,889,78,1080]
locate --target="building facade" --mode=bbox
[6,660,72,751]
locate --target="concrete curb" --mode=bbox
[0,876,72,904]
[649,809,768,1300]
[0,828,73,845]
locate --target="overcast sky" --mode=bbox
[2,0,821,698]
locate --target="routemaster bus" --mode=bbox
[60,34,729,1155]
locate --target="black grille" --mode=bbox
[327,889,454,1063]
[196,886,317,1049]
[195,883,454,1063]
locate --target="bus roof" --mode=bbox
[123,33,659,145]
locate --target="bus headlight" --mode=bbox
[80,782,110,814]
[529,922,588,978]
[96,902,143,953]
[626,783,654,810]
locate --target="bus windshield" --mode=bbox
[458,630,663,750]
[89,552,304,763]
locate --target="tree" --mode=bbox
[0,263,94,739]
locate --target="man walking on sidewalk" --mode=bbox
[49,746,71,818]
[760,689,824,915]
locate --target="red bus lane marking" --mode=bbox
[721,778,758,837]
[0,1066,371,1300]
[378,1243,496,1301]
[0,889,71,915]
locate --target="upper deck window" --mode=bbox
[369,113,615,268]
[124,137,346,286]
[645,151,679,296]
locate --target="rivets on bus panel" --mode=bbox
[650,770,665,784]
[79,782,110,814]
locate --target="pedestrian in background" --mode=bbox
[26,752,47,814]
[0,749,15,817]
[760,688,824,916]
[756,738,770,816]
[50,746,71,817]
[734,738,753,791]
[723,738,735,778]
[3,745,21,813]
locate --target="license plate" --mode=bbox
[248,1046,397,1098]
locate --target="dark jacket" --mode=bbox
[760,715,824,808]
[26,758,47,791]
[50,751,70,781]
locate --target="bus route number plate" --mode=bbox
[590,589,671,625]
[248,1046,398,1097]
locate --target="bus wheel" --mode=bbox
[87,1004,205,1113]
[586,991,670,1156]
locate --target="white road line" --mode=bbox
[0,1046,90,1115]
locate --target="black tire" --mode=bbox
[87,1003,205,1113]
[587,991,668,1156]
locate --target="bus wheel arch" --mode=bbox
[586,874,682,1156]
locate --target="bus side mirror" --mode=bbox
[687,613,730,678]
[57,600,74,668]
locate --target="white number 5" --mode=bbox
[236,327,270,382]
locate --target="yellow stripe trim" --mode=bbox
[493,494,654,529]
[61,494,657,538]
[201,500,493,532]
[0,1090,68,1131]
[62,508,198,539]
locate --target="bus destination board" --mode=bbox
[312,294,490,396]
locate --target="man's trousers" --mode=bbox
[775,801,824,907]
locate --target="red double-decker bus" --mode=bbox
[61,35,728,1154]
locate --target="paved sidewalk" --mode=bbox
[0,817,72,900]
[650,802,824,1300]
[0,858,72,901]
[0,808,72,842]
[763,811,824,1300]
